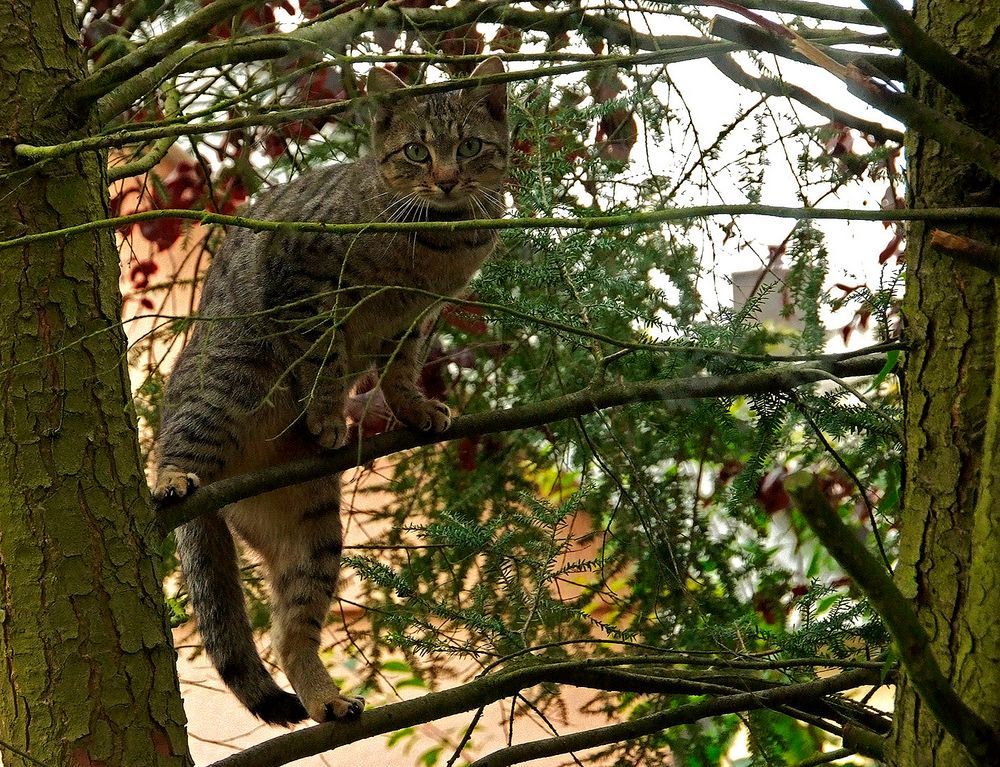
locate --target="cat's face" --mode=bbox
[368,58,509,216]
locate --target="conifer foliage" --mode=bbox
[6,0,1000,766]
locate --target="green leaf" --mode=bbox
[419,746,443,767]
[386,727,415,748]
[869,349,900,390]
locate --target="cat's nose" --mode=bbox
[437,181,457,194]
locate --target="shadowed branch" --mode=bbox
[206,662,881,767]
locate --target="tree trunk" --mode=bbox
[892,2,1000,765]
[0,3,190,766]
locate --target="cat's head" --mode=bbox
[367,58,509,215]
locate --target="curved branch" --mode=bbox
[106,81,180,182]
[207,664,879,767]
[158,352,888,532]
[785,472,1000,763]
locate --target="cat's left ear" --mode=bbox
[367,67,407,95]
[367,67,407,129]
[467,56,507,120]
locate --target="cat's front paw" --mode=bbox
[307,411,349,449]
[152,465,201,502]
[393,398,452,433]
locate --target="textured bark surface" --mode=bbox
[893,2,1000,765]
[0,2,190,765]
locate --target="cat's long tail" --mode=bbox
[177,512,308,725]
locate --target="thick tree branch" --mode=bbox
[207,664,879,767]
[691,0,879,26]
[785,472,1000,763]
[713,15,1000,185]
[67,0,262,111]
[860,0,988,104]
[158,352,888,532]
[6,204,1000,256]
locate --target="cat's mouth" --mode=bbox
[421,205,476,222]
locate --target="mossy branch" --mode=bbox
[158,352,888,532]
[67,0,262,111]
[785,472,1000,763]
[22,47,728,161]
[6,205,1000,255]
[206,663,879,767]
[106,81,180,183]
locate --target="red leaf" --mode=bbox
[437,25,484,71]
[441,303,488,335]
[757,468,791,514]
[138,217,182,252]
[822,122,853,157]
[491,26,522,53]
[878,232,904,264]
[457,437,479,471]
[596,111,638,161]
[129,259,159,288]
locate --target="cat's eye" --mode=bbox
[403,143,430,163]
[457,138,483,158]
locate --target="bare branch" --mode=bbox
[930,228,1000,276]
[708,53,903,143]
[710,16,905,81]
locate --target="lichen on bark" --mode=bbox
[0,1,191,765]
[892,2,1000,765]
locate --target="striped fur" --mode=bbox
[153,58,508,724]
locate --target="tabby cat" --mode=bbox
[153,57,508,725]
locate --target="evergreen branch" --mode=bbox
[860,0,988,103]
[67,0,263,110]
[7,204,1000,255]
[158,353,887,531]
[785,472,1000,763]
[206,665,878,767]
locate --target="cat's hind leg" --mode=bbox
[247,477,365,722]
[177,512,308,725]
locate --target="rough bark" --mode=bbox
[892,2,1000,765]
[0,2,190,766]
